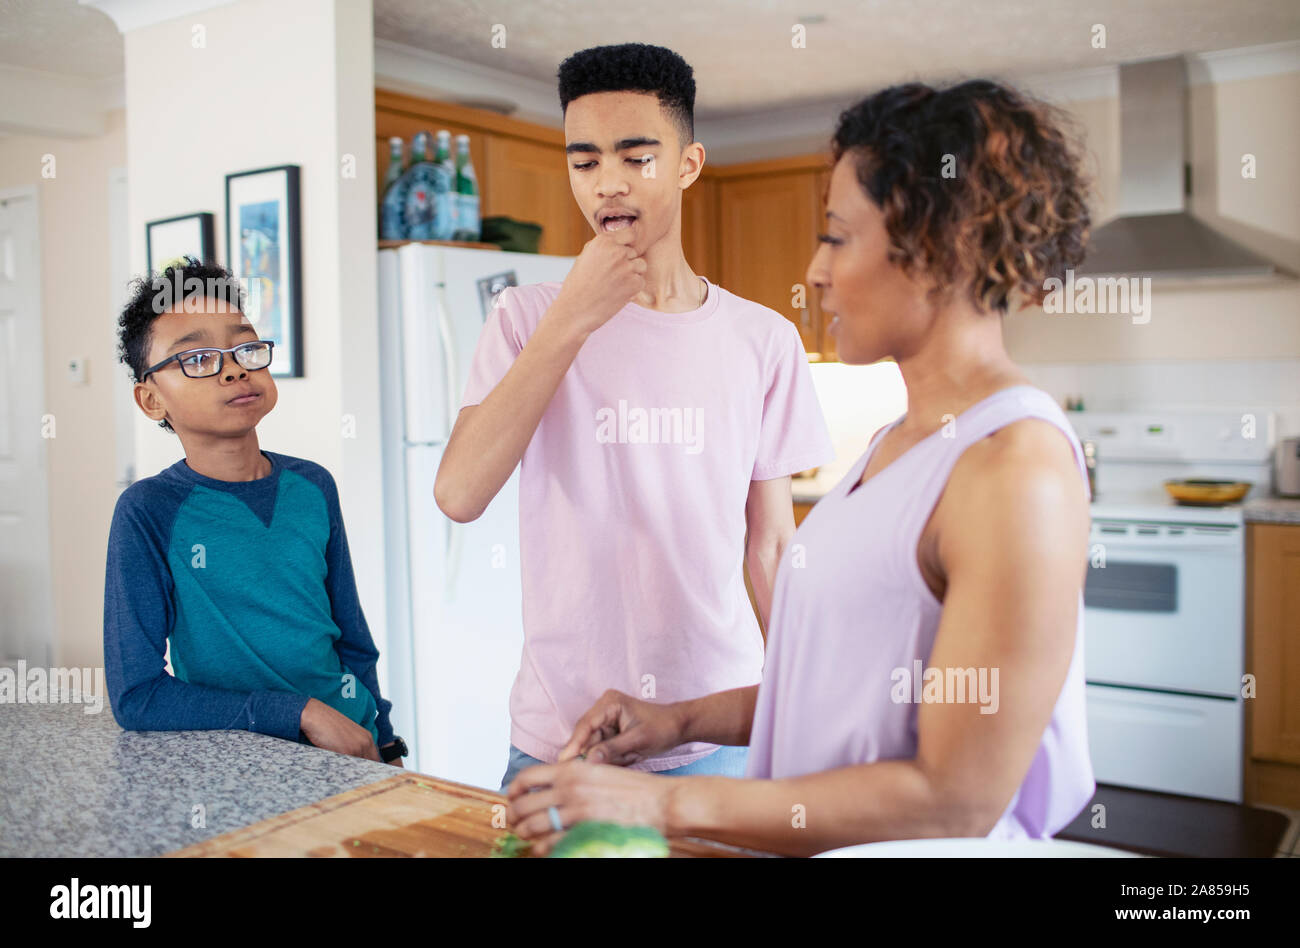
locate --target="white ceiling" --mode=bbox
[1,0,1297,140]
[373,0,1300,117]
[0,0,123,79]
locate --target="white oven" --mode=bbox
[1083,685,1242,802]
[1083,516,1244,801]
[1084,517,1242,697]
[1067,409,1275,804]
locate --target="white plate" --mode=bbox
[814,838,1143,858]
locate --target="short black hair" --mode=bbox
[557,43,695,147]
[118,255,246,431]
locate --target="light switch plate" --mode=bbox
[67,357,87,385]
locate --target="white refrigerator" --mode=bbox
[377,243,576,787]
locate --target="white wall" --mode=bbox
[1004,70,1300,368]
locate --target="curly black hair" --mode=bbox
[118,255,246,432]
[557,43,695,147]
[831,79,1092,313]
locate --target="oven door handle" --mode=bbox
[1087,535,1241,555]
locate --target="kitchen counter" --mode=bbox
[1242,496,1300,524]
[0,701,399,857]
[791,469,843,504]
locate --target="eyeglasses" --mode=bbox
[143,340,275,380]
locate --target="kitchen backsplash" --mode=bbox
[1017,358,1300,437]
[807,357,1300,486]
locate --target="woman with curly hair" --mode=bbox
[506,79,1097,856]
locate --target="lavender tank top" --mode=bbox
[746,385,1095,839]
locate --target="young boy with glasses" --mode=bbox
[102,258,407,765]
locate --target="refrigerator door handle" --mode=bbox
[434,277,464,593]
[445,518,464,599]
[435,280,460,438]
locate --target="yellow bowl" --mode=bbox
[1163,479,1252,506]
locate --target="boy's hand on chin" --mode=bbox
[300,697,383,762]
[549,234,646,338]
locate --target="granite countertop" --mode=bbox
[0,701,401,857]
[1242,496,1300,525]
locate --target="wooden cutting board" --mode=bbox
[166,773,754,858]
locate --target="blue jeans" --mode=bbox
[498,743,748,793]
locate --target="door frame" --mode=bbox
[0,184,54,665]
[108,167,134,489]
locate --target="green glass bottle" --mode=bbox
[453,134,480,242]
[432,130,456,240]
[379,137,407,240]
[402,131,436,240]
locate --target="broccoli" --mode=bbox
[547,821,669,858]
[490,832,531,858]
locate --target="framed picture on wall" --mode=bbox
[145,212,215,273]
[225,164,303,378]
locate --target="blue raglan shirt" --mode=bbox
[103,450,393,748]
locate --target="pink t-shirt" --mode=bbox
[459,276,834,769]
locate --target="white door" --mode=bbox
[0,188,55,664]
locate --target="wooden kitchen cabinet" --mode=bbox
[718,162,823,355]
[481,135,590,256]
[812,167,838,361]
[681,170,720,282]
[714,155,837,360]
[1244,522,1300,808]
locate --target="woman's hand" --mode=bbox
[505,761,673,855]
[299,697,382,762]
[557,689,687,765]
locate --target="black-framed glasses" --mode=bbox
[143,340,275,380]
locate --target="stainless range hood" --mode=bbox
[1076,56,1294,284]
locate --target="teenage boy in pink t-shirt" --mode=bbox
[434,43,833,791]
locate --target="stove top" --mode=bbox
[1066,408,1276,527]
[1089,490,1247,526]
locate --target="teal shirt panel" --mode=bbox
[165,468,380,742]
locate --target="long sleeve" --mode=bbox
[318,473,395,747]
[102,486,309,741]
